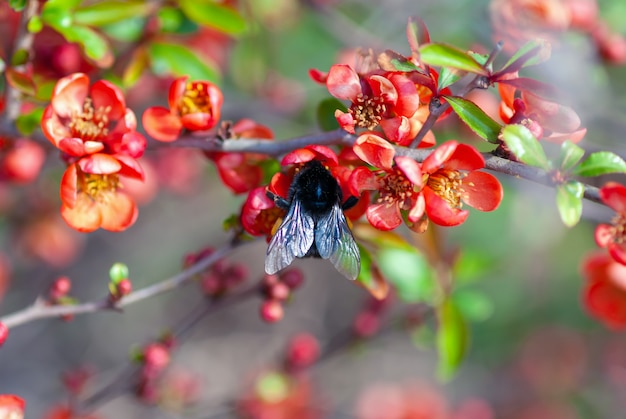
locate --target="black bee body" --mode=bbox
[265,160,361,280]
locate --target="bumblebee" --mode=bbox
[265,160,361,280]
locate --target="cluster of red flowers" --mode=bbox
[41,73,147,232]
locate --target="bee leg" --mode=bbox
[342,196,359,211]
[266,188,291,210]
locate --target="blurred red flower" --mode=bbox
[582,252,626,329]
[142,76,223,142]
[595,182,626,265]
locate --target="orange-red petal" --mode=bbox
[142,107,183,142]
[461,171,503,211]
[99,191,138,232]
[423,186,469,226]
[78,153,122,175]
[51,73,89,118]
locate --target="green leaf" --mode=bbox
[556,181,584,227]
[178,0,247,35]
[389,58,421,72]
[74,0,154,26]
[0,57,5,74]
[157,7,186,33]
[9,0,26,11]
[436,298,469,381]
[148,42,220,83]
[557,140,585,171]
[27,16,44,33]
[443,95,501,143]
[419,43,487,75]
[356,245,389,300]
[57,25,111,64]
[5,68,36,96]
[378,246,435,303]
[454,290,494,323]
[501,124,549,169]
[316,98,345,132]
[437,66,461,90]
[122,48,148,87]
[15,107,44,135]
[571,151,626,177]
[41,4,73,29]
[501,39,550,72]
[100,17,145,42]
[453,249,495,284]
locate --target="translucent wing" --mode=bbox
[265,199,315,275]
[315,204,361,280]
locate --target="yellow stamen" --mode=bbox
[179,82,214,115]
[351,94,386,129]
[69,98,111,142]
[427,169,464,209]
[80,172,119,203]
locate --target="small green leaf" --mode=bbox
[9,0,26,11]
[557,140,585,171]
[109,262,129,284]
[74,0,154,26]
[501,40,550,72]
[556,181,584,227]
[11,49,29,66]
[148,42,220,83]
[41,4,73,29]
[58,25,111,63]
[15,107,44,135]
[0,57,5,74]
[122,48,148,87]
[437,66,461,90]
[571,151,626,177]
[378,246,435,303]
[5,68,36,96]
[316,98,345,132]
[501,124,550,169]
[419,43,488,75]
[101,17,145,42]
[27,16,44,33]
[436,298,469,381]
[178,0,247,35]
[454,290,494,323]
[443,95,501,143]
[389,58,421,72]
[157,7,186,33]
[256,372,289,404]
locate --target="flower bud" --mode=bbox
[260,300,284,323]
[0,323,7,347]
[286,333,320,369]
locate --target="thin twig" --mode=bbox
[2,0,38,122]
[0,239,255,329]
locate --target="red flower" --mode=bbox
[582,252,626,329]
[60,155,143,232]
[0,395,24,419]
[326,65,422,144]
[205,119,274,194]
[595,182,626,265]
[418,141,503,227]
[142,76,223,142]
[498,73,586,143]
[41,73,146,159]
[241,186,285,240]
[350,155,424,231]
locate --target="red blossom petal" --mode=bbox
[408,192,425,222]
[380,116,414,146]
[206,82,224,121]
[269,172,292,198]
[584,280,626,329]
[600,182,626,214]
[353,132,396,169]
[99,191,138,232]
[142,107,182,142]
[326,64,362,100]
[544,127,587,144]
[168,76,189,112]
[445,143,485,171]
[349,166,379,196]
[41,106,70,146]
[423,186,469,226]
[281,146,338,166]
[58,138,102,157]
[115,154,145,180]
[595,224,613,248]
[308,68,329,84]
[232,118,274,139]
[335,110,356,133]
[369,75,398,105]
[61,195,102,233]
[241,187,277,236]
[388,73,420,116]
[51,73,89,118]
[214,153,262,194]
[395,156,422,188]
[421,140,459,174]
[608,243,626,266]
[366,202,403,231]
[90,79,126,121]
[180,112,216,131]
[78,153,122,175]
[60,164,78,208]
[111,108,138,134]
[461,171,503,211]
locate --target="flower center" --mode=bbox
[611,214,626,244]
[69,98,111,142]
[80,172,120,202]
[426,169,464,209]
[351,94,386,130]
[377,169,417,209]
[179,82,214,115]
